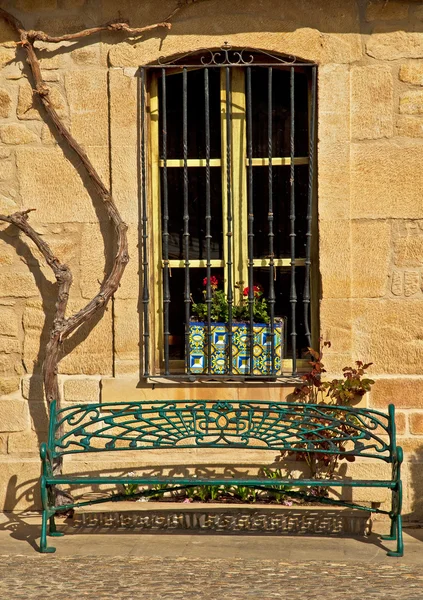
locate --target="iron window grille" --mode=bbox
[139,46,317,381]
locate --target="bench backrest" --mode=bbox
[49,400,396,462]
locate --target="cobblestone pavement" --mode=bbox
[1,555,423,599]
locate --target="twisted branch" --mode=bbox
[0,2,201,505]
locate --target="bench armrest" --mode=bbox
[40,442,54,478]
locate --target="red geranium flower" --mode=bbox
[243,285,261,297]
[203,276,219,289]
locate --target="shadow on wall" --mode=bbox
[4,0,423,39]
[407,445,423,523]
[0,461,394,555]
[0,52,115,444]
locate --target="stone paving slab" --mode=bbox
[1,556,423,600]
[1,512,422,599]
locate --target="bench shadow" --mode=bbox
[0,461,393,554]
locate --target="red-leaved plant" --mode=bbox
[283,341,375,490]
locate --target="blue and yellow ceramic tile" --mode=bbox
[188,322,283,375]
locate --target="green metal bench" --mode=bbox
[39,400,403,556]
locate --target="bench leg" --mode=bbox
[381,515,396,542]
[40,476,56,553]
[49,515,64,538]
[40,510,56,554]
[387,515,404,558]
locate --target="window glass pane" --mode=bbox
[250,68,309,157]
[158,69,221,160]
[252,165,308,259]
[168,268,224,360]
[161,167,223,260]
[252,267,308,359]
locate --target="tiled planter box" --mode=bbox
[188,321,284,375]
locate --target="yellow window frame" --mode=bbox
[147,67,314,377]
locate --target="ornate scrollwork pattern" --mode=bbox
[156,45,300,68]
[53,401,392,461]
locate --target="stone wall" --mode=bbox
[1,0,423,519]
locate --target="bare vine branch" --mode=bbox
[0,0,200,506]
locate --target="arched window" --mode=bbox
[140,46,317,380]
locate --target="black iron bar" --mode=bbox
[304,65,317,348]
[148,63,316,69]
[246,67,254,375]
[225,66,233,375]
[204,68,212,374]
[289,66,297,376]
[183,68,191,373]
[161,69,170,375]
[268,67,276,376]
[140,68,150,377]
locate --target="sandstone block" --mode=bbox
[0,434,6,454]
[318,142,350,220]
[0,338,20,354]
[395,412,406,435]
[0,400,30,432]
[0,306,19,337]
[404,271,420,296]
[0,458,41,510]
[114,299,139,361]
[410,413,423,434]
[391,271,403,296]
[59,304,113,375]
[319,299,352,353]
[351,66,393,139]
[351,220,390,297]
[29,400,49,433]
[63,378,100,403]
[366,1,409,21]
[79,222,112,299]
[407,463,423,520]
[0,149,11,159]
[400,90,423,115]
[0,377,20,396]
[71,46,98,65]
[17,81,67,120]
[34,16,86,37]
[396,115,423,137]
[351,141,423,219]
[60,0,87,7]
[367,31,423,60]
[0,17,19,47]
[0,124,37,145]
[353,300,423,374]
[0,270,37,298]
[109,69,137,147]
[0,89,12,118]
[7,430,40,455]
[0,353,23,377]
[16,0,56,9]
[394,235,423,267]
[0,48,15,70]
[21,375,44,401]
[319,220,351,298]
[318,65,350,143]
[41,71,60,82]
[110,148,138,224]
[109,29,362,68]
[399,62,423,85]
[114,226,138,300]
[0,160,14,181]
[0,242,14,266]
[16,148,100,223]
[65,70,108,146]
